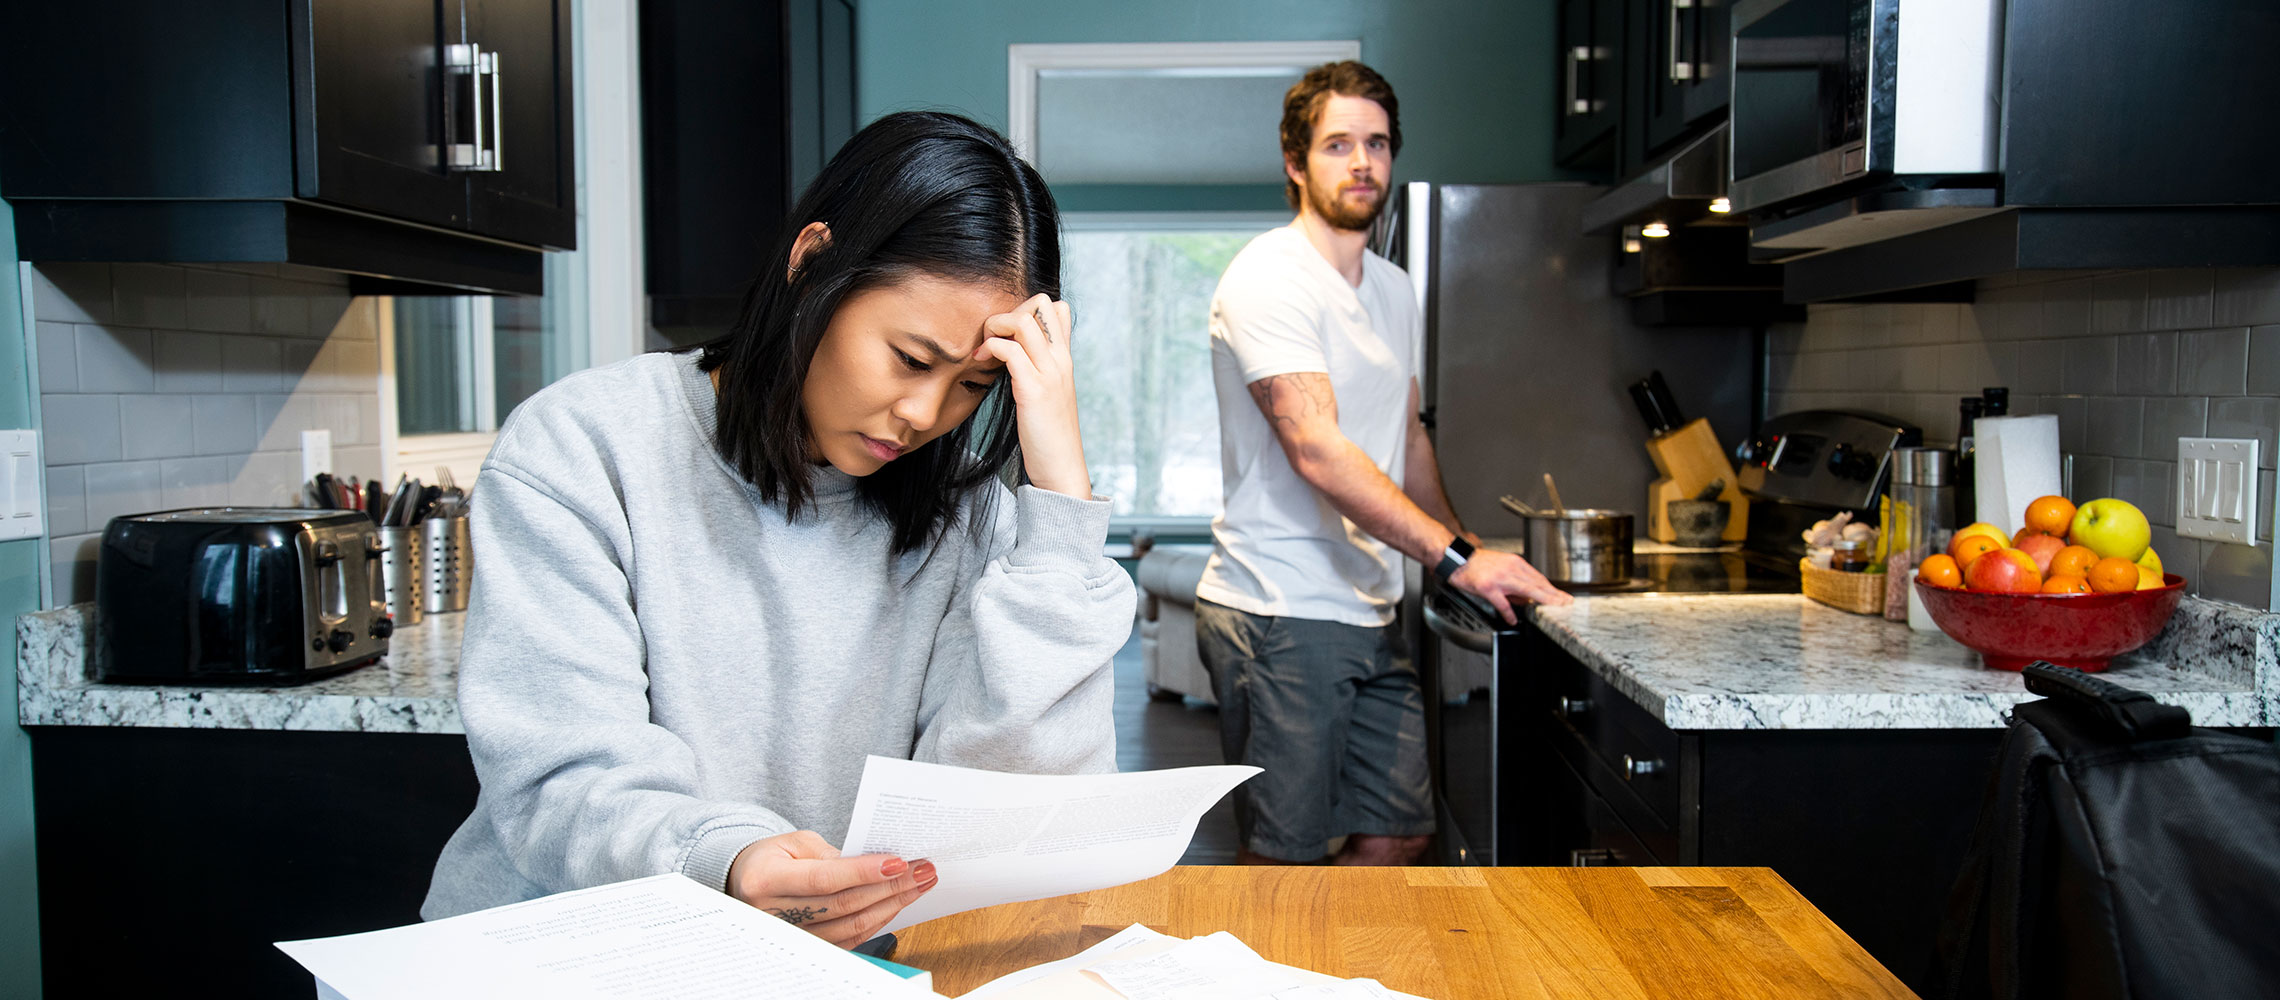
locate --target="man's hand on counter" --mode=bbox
[1451,548,1572,623]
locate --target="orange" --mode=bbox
[2088,556,2139,594]
[2042,574,2091,595]
[1949,533,2003,570]
[2050,544,2099,580]
[1917,553,1962,589]
[2024,495,2078,538]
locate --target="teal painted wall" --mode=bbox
[0,173,43,995]
[856,0,1564,211]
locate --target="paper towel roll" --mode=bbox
[1973,414,2063,536]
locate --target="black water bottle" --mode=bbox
[1955,396,1984,527]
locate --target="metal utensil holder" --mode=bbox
[377,526,425,625]
[421,516,472,614]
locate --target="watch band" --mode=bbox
[1435,535,1475,583]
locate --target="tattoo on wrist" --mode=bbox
[767,906,828,926]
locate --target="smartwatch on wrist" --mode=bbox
[1435,535,1475,583]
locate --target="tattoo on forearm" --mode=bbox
[767,906,828,926]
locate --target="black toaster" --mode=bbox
[96,508,396,683]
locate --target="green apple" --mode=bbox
[2070,498,2151,562]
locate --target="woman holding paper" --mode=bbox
[420,112,1133,948]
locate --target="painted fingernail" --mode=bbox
[913,861,938,885]
[880,857,908,878]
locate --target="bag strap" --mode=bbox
[2021,661,2191,742]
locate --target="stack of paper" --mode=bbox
[965,923,1426,1000]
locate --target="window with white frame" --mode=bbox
[1066,214,1281,523]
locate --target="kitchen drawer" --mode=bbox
[1545,741,1669,867]
[1541,646,1683,828]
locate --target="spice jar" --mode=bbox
[1829,538,1872,573]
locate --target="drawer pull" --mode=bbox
[1556,696,1593,719]
[1623,754,1665,779]
[1570,848,1619,867]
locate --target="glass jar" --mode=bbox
[1889,447,1957,629]
[1830,539,1872,572]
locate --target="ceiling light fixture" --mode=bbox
[1708,197,1732,214]
[1641,221,1671,238]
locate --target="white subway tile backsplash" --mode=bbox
[183,267,253,334]
[2083,396,2142,458]
[2214,268,2280,327]
[36,321,77,393]
[251,277,310,337]
[280,340,323,390]
[1937,343,1998,395]
[75,325,156,393]
[2177,327,2250,396]
[336,445,382,478]
[42,395,123,465]
[192,394,258,456]
[2112,332,2178,396]
[2042,277,2095,337]
[152,332,226,393]
[2071,453,2113,503]
[220,336,282,393]
[2144,270,2214,331]
[50,534,99,605]
[230,452,303,507]
[2090,272,2148,335]
[2148,524,2200,583]
[159,456,231,509]
[310,292,355,339]
[2207,395,2279,471]
[2059,336,2117,394]
[334,340,379,383]
[82,460,164,525]
[119,395,198,460]
[1992,340,2064,394]
[2141,397,2209,456]
[44,466,85,538]
[2109,458,2172,526]
[29,264,113,324]
[2251,325,2280,395]
[111,264,188,329]
[2196,539,2273,609]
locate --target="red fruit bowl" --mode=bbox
[1912,575,2186,671]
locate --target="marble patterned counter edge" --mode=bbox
[16,604,466,733]
[1528,594,2278,731]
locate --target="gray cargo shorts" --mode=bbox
[1194,598,1434,861]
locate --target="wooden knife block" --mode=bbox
[1645,418,1748,543]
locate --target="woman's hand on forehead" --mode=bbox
[976,294,1092,500]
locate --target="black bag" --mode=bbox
[1934,662,2280,999]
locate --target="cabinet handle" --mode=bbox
[489,49,505,173]
[446,43,503,172]
[1570,848,1618,866]
[1623,754,1666,779]
[1667,0,1695,83]
[1555,696,1592,720]
[1565,45,1590,116]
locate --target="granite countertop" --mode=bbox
[1528,594,2280,730]
[17,604,464,733]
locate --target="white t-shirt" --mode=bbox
[1197,225,1422,628]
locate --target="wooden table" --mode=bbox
[895,866,1917,998]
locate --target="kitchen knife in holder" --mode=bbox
[377,526,425,626]
[1644,418,1748,544]
[421,516,472,614]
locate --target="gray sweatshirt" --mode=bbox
[420,351,1132,920]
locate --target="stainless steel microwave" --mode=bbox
[1727,0,2002,214]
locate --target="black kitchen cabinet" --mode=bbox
[642,0,857,342]
[1503,625,2272,993]
[1552,0,1732,178]
[0,0,573,294]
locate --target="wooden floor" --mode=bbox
[1107,630,1241,865]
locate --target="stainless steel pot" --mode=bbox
[1515,509,1634,586]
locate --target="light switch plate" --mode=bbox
[0,430,43,541]
[2177,437,2259,544]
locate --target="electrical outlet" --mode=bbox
[301,429,333,486]
[2177,437,2259,544]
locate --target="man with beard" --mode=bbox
[1195,61,1570,866]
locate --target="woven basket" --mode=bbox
[1800,558,1888,615]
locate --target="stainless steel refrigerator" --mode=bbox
[1377,182,1759,863]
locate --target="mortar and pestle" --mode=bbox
[1666,479,1731,548]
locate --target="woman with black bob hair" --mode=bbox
[421,112,1133,947]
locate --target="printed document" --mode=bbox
[840,757,1260,933]
[275,873,931,1000]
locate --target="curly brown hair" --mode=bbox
[1279,61,1402,210]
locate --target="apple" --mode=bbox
[1964,547,2043,594]
[2014,534,2066,575]
[2138,548,2163,575]
[2069,498,2151,562]
[1950,522,2012,556]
